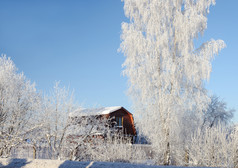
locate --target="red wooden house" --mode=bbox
[69,106,136,141]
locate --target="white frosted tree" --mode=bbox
[202,95,235,128]
[0,55,41,157]
[66,115,113,161]
[42,82,76,160]
[120,0,225,165]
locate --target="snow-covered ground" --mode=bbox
[0,158,208,168]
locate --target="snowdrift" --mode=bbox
[0,158,209,168]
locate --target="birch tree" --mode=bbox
[120,0,225,165]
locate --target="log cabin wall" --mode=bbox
[108,108,136,136]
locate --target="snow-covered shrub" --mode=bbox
[90,132,148,164]
[188,125,233,167]
[229,125,238,168]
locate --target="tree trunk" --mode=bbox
[33,146,36,159]
[164,141,171,165]
[184,148,189,166]
[234,148,238,168]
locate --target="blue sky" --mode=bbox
[0,1,237,121]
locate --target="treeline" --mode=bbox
[0,55,146,163]
[0,55,237,167]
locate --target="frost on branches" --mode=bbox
[202,95,234,128]
[42,82,76,160]
[120,0,225,165]
[0,55,41,157]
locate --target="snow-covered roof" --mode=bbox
[69,106,123,117]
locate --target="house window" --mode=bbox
[115,116,123,127]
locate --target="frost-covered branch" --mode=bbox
[41,82,76,160]
[0,55,42,157]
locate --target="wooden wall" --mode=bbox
[108,108,136,136]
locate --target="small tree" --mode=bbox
[66,115,111,161]
[42,82,76,160]
[202,95,235,128]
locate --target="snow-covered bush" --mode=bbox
[188,125,233,167]
[90,132,148,164]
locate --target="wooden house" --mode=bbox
[69,106,136,142]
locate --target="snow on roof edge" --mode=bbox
[69,106,123,117]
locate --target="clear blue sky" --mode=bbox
[0,1,237,121]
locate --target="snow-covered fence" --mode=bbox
[132,144,154,158]
[10,145,54,159]
[8,144,153,162]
